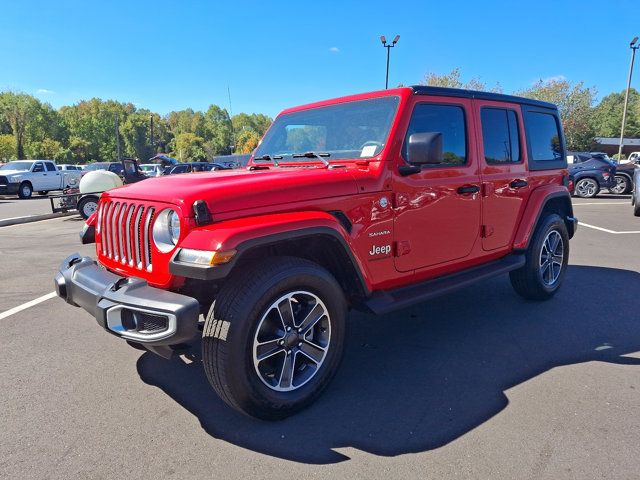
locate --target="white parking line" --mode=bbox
[573,202,629,206]
[579,222,640,234]
[0,291,57,320]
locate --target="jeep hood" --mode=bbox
[107,167,361,214]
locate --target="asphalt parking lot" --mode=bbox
[1,195,639,479]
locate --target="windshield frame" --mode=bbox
[0,161,34,171]
[254,95,401,163]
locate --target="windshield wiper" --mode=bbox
[292,151,331,167]
[254,154,282,167]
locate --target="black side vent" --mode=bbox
[329,211,352,234]
[193,200,212,226]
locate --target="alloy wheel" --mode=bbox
[610,176,628,195]
[575,179,597,197]
[253,291,331,392]
[539,230,564,286]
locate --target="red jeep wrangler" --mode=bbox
[55,86,577,419]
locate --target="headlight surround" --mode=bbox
[8,176,22,183]
[152,208,181,253]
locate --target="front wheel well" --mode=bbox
[233,235,368,306]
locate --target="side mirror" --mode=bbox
[408,132,443,165]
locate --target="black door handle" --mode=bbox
[510,179,528,188]
[457,185,480,194]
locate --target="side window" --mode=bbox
[32,162,44,173]
[481,108,521,164]
[45,162,57,172]
[403,104,466,166]
[527,112,562,162]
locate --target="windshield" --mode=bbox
[0,161,33,171]
[84,163,109,171]
[254,96,400,161]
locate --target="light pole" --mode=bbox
[380,35,400,89]
[618,36,639,159]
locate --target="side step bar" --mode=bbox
[363,253,525,315]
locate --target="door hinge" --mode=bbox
[481,225,494,238]
[395,240,411,257]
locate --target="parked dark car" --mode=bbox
[167,162,233,175]
[567,152,616,198]
[633,168,640,216]
[81,162,124,178]
[610,161,637,194]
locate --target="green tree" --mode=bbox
[120,111,170,160]
[515,78,597,151]
[60,98,134,162]
[203,105,233,156]
[28,138,65,160]
[0,134,16,160]
[68,136,91,164]
[422,67,503,93]
[591,89,640,138]
[173,132,206,161]
[0,92,40,159]
[235,129,262,154]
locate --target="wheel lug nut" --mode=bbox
[278,340,284,346]
[298,342,302,347]
[286,327,291,332]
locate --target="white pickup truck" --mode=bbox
[0,160,82,199]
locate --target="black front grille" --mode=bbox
[0,176,7,185]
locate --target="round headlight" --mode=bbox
[152,208,181,253]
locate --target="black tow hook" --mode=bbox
[68,256,82,268]
[111,277,129,292]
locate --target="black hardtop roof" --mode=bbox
[410,85,557,110]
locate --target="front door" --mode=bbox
[474,100,530,251]
[30,162,47,190]
[393,98,481,272]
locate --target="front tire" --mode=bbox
[18,182,33,199]
[574,178,599,198]
[202,257,347,420]
[510,214,569,301]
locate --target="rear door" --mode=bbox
[474,100,530,251]
[44,161,62,189]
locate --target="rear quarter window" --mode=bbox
[523,106,567,171]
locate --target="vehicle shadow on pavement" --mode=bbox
[136,265,640,464]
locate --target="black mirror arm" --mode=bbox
[398,165,421,176]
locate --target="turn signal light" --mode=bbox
[176,248,237,266]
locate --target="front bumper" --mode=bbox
[0,183,20,195]
[55,253,200,356]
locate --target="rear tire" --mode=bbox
[18,182,33,199]
[634,199,640,217]
[574,178,599,198]
[510,214,569,301]
[202,256,347,420]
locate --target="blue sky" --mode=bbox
[0,0,637,117]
